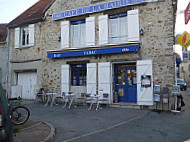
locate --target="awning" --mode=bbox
[47,44,139,59]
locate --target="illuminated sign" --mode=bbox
[176,31,190,49]
[52,0,147,20]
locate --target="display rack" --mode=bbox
[171,85,181,113]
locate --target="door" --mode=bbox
[115,66,137,103]
[18,72,37,100]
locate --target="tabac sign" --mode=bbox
[176,31,190,49]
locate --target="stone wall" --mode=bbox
[8,0,176,109]
[0,43,8,90]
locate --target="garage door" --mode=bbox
[18,72,37,100]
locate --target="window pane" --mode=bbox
[109,18,119,43]
[120,17,128,42]
[71,64,86,86]
[22,30,26,45]
[80,23,86,47]
[71,25,79,47]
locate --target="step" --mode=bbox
[110,103,141,109]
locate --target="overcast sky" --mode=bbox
[0,0,39,23]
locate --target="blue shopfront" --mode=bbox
[48,45,153,105]
[114,64,137,103]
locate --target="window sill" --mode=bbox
[17,45,33,49]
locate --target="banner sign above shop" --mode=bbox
[47,45,139,58]
[52,0,147,21]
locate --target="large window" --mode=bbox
[109,13,128,44]
[21,26,29,46]
[71,20,86,48]
[71,64,86,86]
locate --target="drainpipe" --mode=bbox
[172,0,178,85]
[6,26,10,98]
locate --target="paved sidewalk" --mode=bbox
[13,122,55,142]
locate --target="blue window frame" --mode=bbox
[70,19,86,48]
[71,64,86,86]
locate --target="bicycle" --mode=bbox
[8,97,30,125]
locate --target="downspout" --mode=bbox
[172,0,178,85]
[6,26,10,98]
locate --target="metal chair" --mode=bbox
[96,93,109,110]
[76,93,86,106]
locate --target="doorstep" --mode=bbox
[110,102,141,109]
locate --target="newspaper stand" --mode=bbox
[153,85,161,112]
[171,85,181,113]
[162,87,169,110]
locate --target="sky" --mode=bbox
[0,0,39,23]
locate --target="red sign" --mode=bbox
[185,2,190,24]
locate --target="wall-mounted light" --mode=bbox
[58,36,61,42]
[140,28,144,36]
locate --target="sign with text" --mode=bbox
[176,31,190,49]
[52,0,147,20]
[185,2,190,24]
[47,45,139,58]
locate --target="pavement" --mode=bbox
[13,88,190,142]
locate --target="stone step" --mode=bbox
[110,103,141,109]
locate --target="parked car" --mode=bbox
[177,78,187,91]
[0,84,13,142]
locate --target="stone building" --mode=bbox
[8,0,177,110]
[0,24,8,92]
[7,0,55,99]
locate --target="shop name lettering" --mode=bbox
[53,54,61,58]
[53,0,146,20]
[84,50,97,55]
[122,48,129,52]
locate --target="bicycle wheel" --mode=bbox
[11,106,30,125]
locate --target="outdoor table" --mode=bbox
[63,92,77,109]
[44,92,59,107]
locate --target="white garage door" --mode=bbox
[18,72,37,100]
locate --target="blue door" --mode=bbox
[115,66,137,103]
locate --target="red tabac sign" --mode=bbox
[185,2,190,24]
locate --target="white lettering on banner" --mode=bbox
[52,0,147,20]
[54,54,61,58]
[122,48,129,52]
[84,50,97,55]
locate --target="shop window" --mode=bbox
[71,20,86,48]
[116,69,125,85]
[109,13,128,44]
[71,64,86,86]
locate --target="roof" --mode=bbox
[0,24,7,43]
[8,0,55,28]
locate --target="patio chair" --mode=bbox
[35,87,45,103]
[76,93,86,106]
[61,92,69,108]
[96,93,109,110]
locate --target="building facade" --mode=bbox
[41,0,176,109]
[7,0,55,99]
[8,0,177,110]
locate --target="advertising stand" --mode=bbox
[171,85,181,113]
[162,87,169,111]
[153,85,161,112]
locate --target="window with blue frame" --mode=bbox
[71,64,86,86]
[109,13,128,44]
[70,20,86,48]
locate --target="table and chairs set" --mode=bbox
[35,88,109,110]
